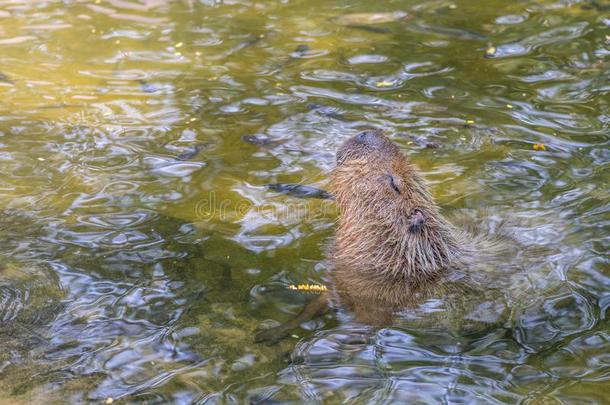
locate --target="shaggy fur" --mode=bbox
[255,129,520,343]
[330,129,467,322]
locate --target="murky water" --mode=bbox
[0,0,608,403]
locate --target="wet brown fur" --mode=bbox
[256,129,501,343]
[329,129,467,323]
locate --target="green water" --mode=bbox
[0,0,608,403]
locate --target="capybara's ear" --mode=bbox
[385,172,403,195]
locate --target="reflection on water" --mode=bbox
[0,0,608,402]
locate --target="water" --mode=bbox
[0,0,608,403]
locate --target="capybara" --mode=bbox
[256,129,511,343]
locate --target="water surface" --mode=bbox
[0,0,608,403]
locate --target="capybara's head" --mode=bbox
[332,129,431,213]
[331,129,458,279]
[336,129,402,167]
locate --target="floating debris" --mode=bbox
[506,104,513,109]
[375,80,395,88]
[466,119,475,125]
[484,43,497,58]
[288,284,328,293]
[242,134,282,146]
[267,183,333,200]
[533,143,546,151]
[425,141,442,149]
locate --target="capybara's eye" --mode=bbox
[386,174,401,195]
